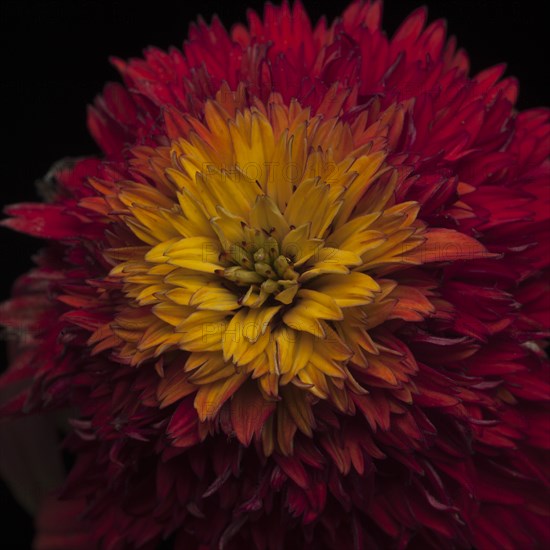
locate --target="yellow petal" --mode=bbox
[176,189,217,238]
[309,272,380,308]
[249,195,290,241]
[175,310,228,351]
[280,223,322,267]
[188,362,236,385]
[210,206,249,258]
[299,247,362,282]
[194,371,248,421]
[275,328,314,385]
[283,289,343,337]
[189,286,240,311]
[164,236,224,273]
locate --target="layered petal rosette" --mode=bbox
[1,1,549,549]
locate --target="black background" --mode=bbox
[0,0,546,547]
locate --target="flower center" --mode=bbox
[222,228,300,308]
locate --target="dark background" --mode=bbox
[0,0,546,547]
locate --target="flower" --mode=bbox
[90,90,487,452]
[1,1,549,549]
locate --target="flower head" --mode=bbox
[91,90,451,451]
[1,1,549,549]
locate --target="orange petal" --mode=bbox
[406,228,496,264]
[230,382,276,446]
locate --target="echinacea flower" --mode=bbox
[1,1,549,549]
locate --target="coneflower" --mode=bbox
[1,2,548,549]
